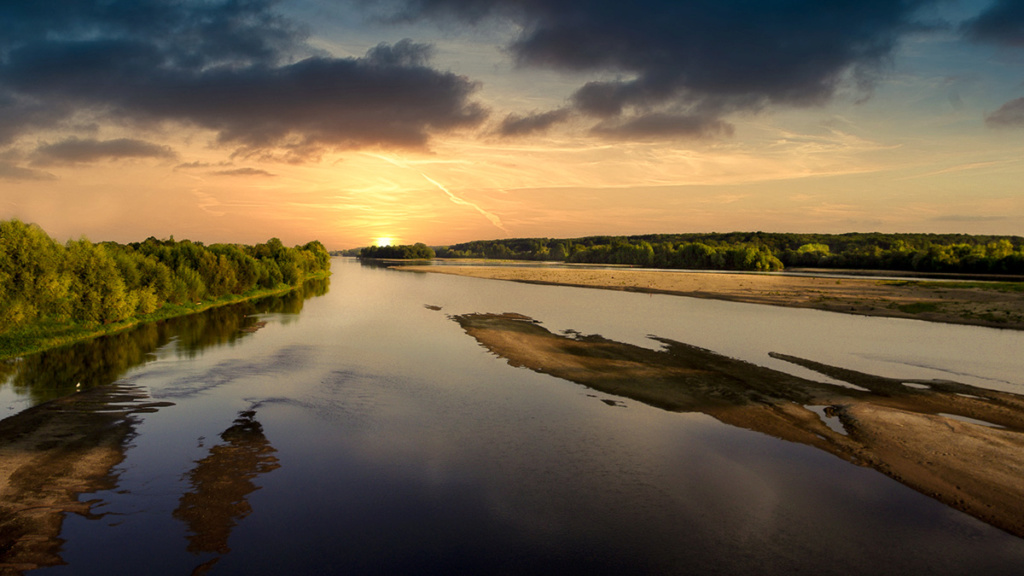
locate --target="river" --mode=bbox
[3,257,1024,575]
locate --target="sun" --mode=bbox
[373,237,394,247]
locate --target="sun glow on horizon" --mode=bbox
[373,237,395,247]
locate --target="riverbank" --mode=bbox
[0,272,331,362]
[399,265,1024,329]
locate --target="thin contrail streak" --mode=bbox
[366,153,508,233]
[420,174,508,233]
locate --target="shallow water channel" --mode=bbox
[3,258,1024,575]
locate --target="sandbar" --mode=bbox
[0,386,173,572]
[400,265,1024,329]
[451,311,1024,539]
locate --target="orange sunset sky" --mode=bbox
[1,0,1023,249]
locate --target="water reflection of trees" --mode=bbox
[356,258,417,270]
[0,278,329,407]
[174,410,280,574]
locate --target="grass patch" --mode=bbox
[936,281,1024,293]
[977,311,1009,324]
[896,302,941,314]
[0,272,329,362]
[882,280,1024,293]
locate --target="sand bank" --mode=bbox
[400,265,1024,329]
[0,386,173,572]
[452,312,1024,539]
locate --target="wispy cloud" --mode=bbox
[31,137,177,165]
[497,109,571,137]
[963,1,1024,129]
[0,161,56,181]
[191,189,225,217]
[985,98,1024,128]
[211,167,276,177]
[896,160,1008,181]
[931,214,1009,222]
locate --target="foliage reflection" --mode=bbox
[0,277,329,407]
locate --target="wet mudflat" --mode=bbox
[2,259,1024,575]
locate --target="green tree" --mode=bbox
[0,220,69,329]
[174,265,208,304]
[64,239,135,324]
[301,240,331,272]
[550,242,568,262]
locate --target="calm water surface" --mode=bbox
[5,258,1024,575]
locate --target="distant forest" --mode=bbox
[359,243,436,260]
[0,219,331,332]
[429,232,1024,274]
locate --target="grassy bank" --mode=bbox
[882,279,1024,293]
[0,271,330,361]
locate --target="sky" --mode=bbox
[1,0,1023,249]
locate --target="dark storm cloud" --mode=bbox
[497,109,570,136]
[0,46,485,150]
[0,0,486,151]
[0,92,75,147]
[985,97,1024,128]
[365,38,435,67]
[0,0,305,66]
[32,137,177,165]
[962,0,1024,48]
[390,0,937,138]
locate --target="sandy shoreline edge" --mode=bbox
[397,265,1024,330]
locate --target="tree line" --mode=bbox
[436,232,1024,274]
[0,277,329,404]
[0,219,331,333]
[359,243,435,259]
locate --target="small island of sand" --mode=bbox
[450,311,1024,539]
